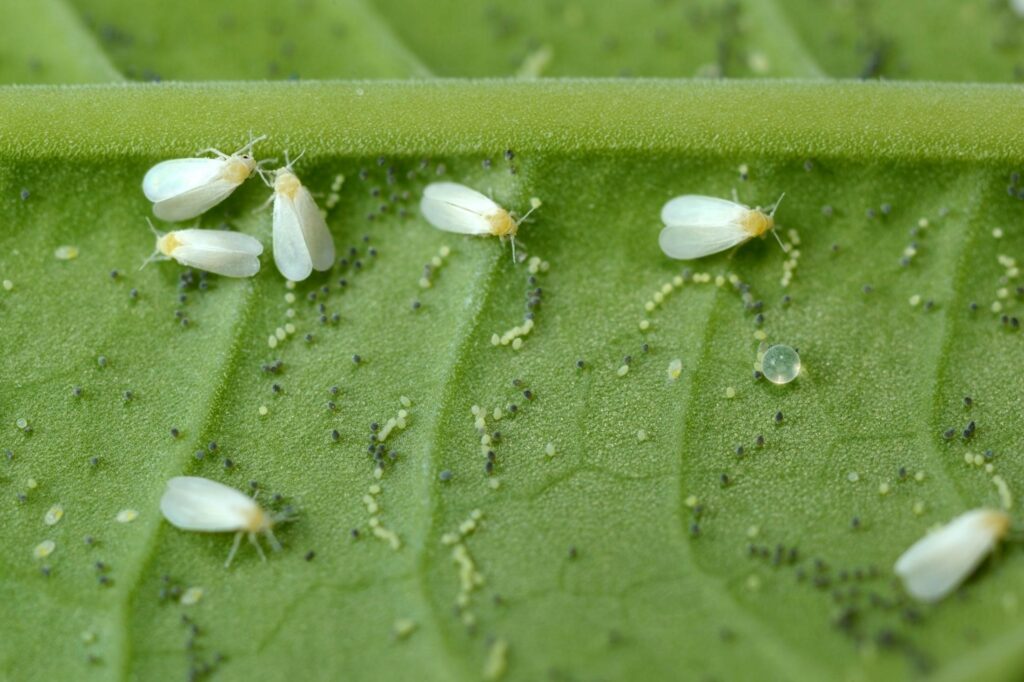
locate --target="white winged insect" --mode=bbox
[420,182,539,261]
[894,508,1011,603]
[658,193,785,260]
[261,153,336,281]
[142,218,263,277]
[160,476,290,568]
[143,135,267,222]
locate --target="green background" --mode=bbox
[1,1,1023,681]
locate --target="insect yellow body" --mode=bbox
[273,169,302,200]
[487,209,517,237]
[156,232,182,257]
[741,209,773,237]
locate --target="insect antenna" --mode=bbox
[139,218,165,270]
[517,200,541,224]
[255,156,278,177]
[768,192,788,252]
[283,149,306,171]
[770,228,788,252]
[237,132,268,156]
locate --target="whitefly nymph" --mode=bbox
[142,134,267,222]
[142,218,263,277]
[894,508,1011,602]
[659,193,785,260]
[420,182,540,260]
[160,476,290,568]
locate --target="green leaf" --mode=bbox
[4,0,1016,82]
[0,0,122,84]
[63,0,431,80]
[1,80,1023,682]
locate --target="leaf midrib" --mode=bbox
[3,81,1024,164]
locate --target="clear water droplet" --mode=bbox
[761,344,800,384]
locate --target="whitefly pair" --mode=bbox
[419,183,783,263]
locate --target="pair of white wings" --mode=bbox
[272,176,335,281]
[143,157,246,222]
[166,229,263,278]
[161,476,260,532]
[658,195,753,260]
[420,182,502,234]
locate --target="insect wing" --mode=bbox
[160,476,257,532]
[658,195,751,259]
[894,509,1007,602]
[421,182,498,235]
[272,193,314,281]
[174,229,263,255]
[153,178,243,222]
[294,185,335,271]
[143,158,225,202]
